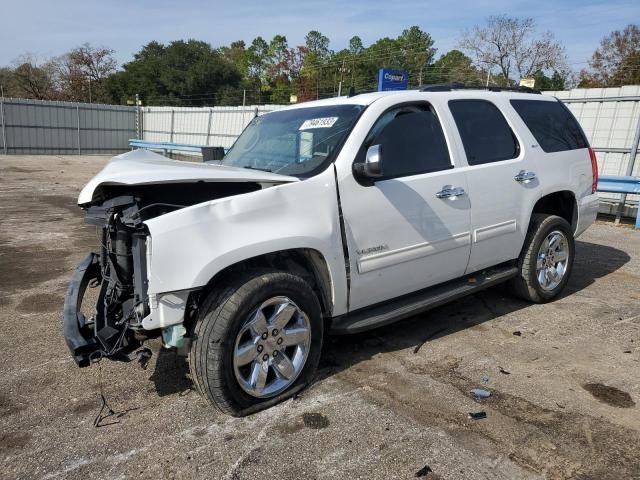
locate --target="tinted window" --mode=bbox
[367,107,451,179]
[449,100,519,165]
[510,99,588,153]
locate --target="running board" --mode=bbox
[331,264,518,334]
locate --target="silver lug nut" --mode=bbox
[272,329,279,336]
[277,337,283,345]
[273,350,279,357]
[257,345,263,353]
[262,354,269,362]
[261,332,268,340]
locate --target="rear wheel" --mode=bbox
[512,214,575,303]
[189,270,323,416]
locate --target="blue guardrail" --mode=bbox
[597,175,640,228]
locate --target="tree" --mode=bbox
[53,43,117,102]
[578,24,640,87]
[424,50,480,85]
[349,36,364,56]
[459,16,566,84]
[247,36,270,85]
[532,70,567,90]
[397,26,436,85]
[305,30,331,60]
[221,40,249,76]
[107,40,241,105]
[11,55,57,99]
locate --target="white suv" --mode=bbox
[64,86,599,415]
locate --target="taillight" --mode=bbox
[588,147,598,193]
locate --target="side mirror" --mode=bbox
[354,144,383,179]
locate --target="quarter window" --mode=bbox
[510,99,588,153]
[365,105,452,179]
[449,100,520,165]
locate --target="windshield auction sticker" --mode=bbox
[299,117,339,130]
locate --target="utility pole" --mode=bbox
[337,59,349,97]
[1,84,7,155]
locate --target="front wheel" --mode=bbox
[512,214,575,303]
[189,270,323,416]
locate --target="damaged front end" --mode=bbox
[63,195,156,366]
[64,180,264,367]
[63,149,299,367]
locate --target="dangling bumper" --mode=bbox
[63,253,102,367]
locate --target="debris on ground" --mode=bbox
[513,331,522,336]
[481,374,490,384]
[468,411,487,420]
[498,367,511,375]
[415,465,433,477]
[413,327,448,354]
[470,388,491,399]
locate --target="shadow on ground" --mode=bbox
[148,240,629,396]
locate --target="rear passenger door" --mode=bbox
[447,99,539,273]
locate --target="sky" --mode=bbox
[1,0,638,70]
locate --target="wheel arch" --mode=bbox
[194,248,335,321]
[529,190,578,231]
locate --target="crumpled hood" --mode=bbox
[78,149,299,204]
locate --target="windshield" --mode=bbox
[222,104,364,176]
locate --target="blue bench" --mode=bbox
[128,139,225,161]
[597,175,640,228]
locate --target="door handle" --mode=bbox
[514,170,536,183]
[436,185,466,200]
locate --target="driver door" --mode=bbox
[338,103,472,311]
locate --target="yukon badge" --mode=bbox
[356,244,389,256]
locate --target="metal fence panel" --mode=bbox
[0,97,136,154]
[141,105,283,150]
[544,86,640,216]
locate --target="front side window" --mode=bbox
[449,99,519,165]
[363,104,452,179]
[510,99,588,153]
[222,104,364,177]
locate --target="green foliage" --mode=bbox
[423,50,480,85]
[578,24,640,87]
[106,40,242,105]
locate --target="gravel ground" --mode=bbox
[0,154,639,480]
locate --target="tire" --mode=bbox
[189,270,323,416]
[512,214,575,303]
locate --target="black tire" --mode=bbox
[189,270,323,416]
[512,214,575,303]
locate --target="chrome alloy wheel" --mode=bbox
[233,296,311,398]
[536,230,570,291]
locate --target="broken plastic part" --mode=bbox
[470,388,491,399]
[415,465,433,477]
[468,411,487,420]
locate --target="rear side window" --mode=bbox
[366,106,452,179]
[510,99,588,153]
[449,100,519,165]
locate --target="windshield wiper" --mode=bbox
[242,165,273,172]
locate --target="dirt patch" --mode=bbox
[583,383,636,408]
[302,412,330,429]
[41,194,83,216]
[0,393,25,418]
[16,292,63,313]
[0,431,31,451]
[0,166,46,174]
[0,243,72,294]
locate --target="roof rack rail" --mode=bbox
[418,82,541,94]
